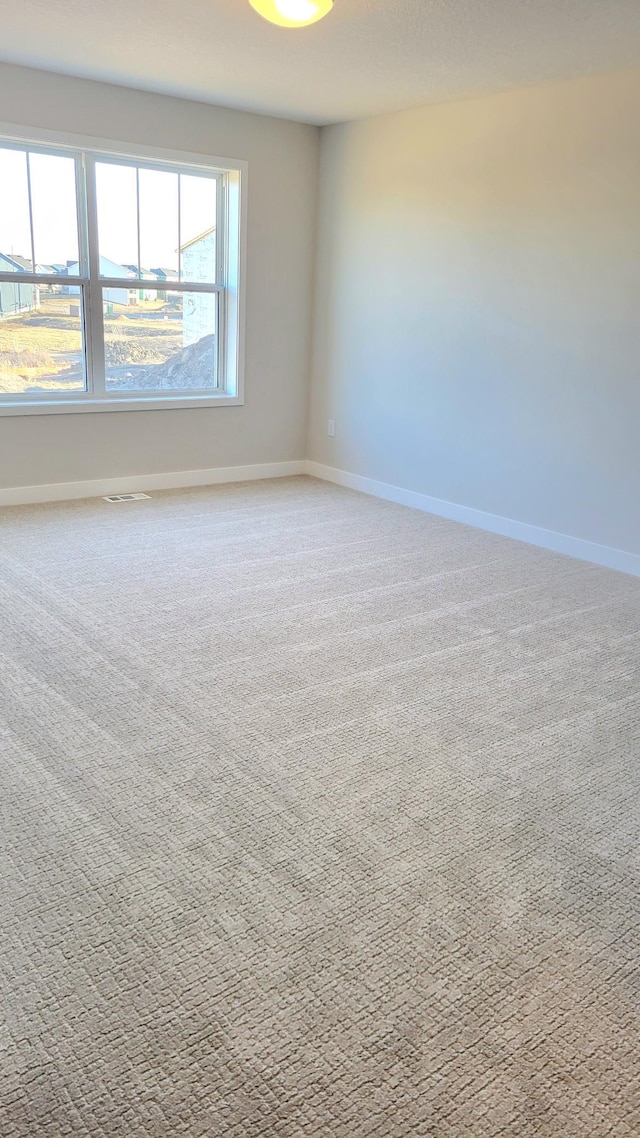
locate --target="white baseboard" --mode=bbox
[4,456,639,579]
[0,460,307,507]
[306,461,640,578]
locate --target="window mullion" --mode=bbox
[25,151,37,274]
[83,153,106,397]
[216,172,225,285]
[216,288,225,392]
[177,175,182,281]
[74,152,90,279]
[73,154,92,397]
[136,167,141,278]
[216,172,226,393]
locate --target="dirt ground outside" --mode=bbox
[0,292,184,394]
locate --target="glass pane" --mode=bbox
[180,174,216,283]
[0,147,32,271]
[29,152,79,275]
[104,288,217,393]
[96,162,139,278]
[0,288,85,395]
[139,167,179,280]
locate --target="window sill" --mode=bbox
[0,393,243,416]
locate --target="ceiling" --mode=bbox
[0,0,639,125]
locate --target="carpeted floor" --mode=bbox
[1,475,639,1137]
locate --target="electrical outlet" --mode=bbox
[327,419,335,437]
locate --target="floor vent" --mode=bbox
[103,493,151,502]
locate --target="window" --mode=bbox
[0,134,244,413]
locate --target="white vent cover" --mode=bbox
[103,493,151,502]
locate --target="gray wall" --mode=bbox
[308,69,640,556]
[0,63,319,488]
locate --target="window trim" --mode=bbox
[0,122,247,416]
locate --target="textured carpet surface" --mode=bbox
[1,476,639,1137]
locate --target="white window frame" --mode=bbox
[0,123,246,416]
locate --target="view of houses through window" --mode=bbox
[0,143,223,401]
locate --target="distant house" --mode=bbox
[180,228,216,348]
[148,266,179,302]
[0,253,37,319]
[122,265,158,303]
[149,267,179,284]
[65,256,129,305]
[36,264,65,293]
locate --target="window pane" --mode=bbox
[104,288,217,392]
[95,162,217,288]
[180,174,216,283]
[29,152,79,275]
[139,167,179,280]
[0,289,85,395]
[0,147,32,270]
[96,162,139,278]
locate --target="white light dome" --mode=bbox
[249,0,333,29]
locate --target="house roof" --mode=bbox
[179,226,215,252]
[66,255,130,278]
[0,252,32,272]
[9,254,34,272]
[124,265,160,279]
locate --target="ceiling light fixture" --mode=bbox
[249,0,333,28]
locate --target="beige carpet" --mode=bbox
[1,475,639,1137]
